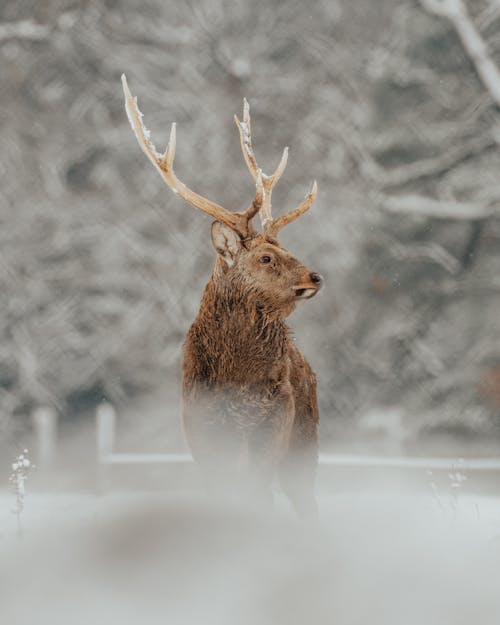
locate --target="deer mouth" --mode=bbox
[292,284,319,300]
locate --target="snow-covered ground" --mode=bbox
[1,483,500,625]
[1,486,500,540]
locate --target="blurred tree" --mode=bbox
[0,0,499,453]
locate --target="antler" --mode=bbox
[234,98,317,237]
[122,75,260,239]
[265,180,317,237]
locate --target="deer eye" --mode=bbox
[260,255,272,264]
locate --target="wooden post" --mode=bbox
[96,402,116,491]
[32,406,58,470]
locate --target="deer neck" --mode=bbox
[189,273,290,384]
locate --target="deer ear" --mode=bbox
[211,221,241,267]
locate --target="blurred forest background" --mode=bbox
[2,0,500,463]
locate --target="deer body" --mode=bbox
[182,255,320,514]
[122,77,322,516]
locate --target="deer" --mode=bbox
[122,76,323,517]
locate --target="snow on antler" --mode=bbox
[122,74,161,162]
[234,98,316,235]
[122,75,262,238]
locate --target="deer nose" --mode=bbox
[310,273,323,285]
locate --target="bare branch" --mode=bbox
[420,0,500,106]
[329,116,497,189]
[476,1,500,31]
[379,133,497,189]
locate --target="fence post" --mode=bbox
[32,406,58,470]
[96,402,116,491]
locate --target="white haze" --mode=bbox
[1,474,500,625]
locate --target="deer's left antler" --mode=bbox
[122,75,260,239]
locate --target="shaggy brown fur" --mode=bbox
[121,81,322,516]
[182,232,322,517]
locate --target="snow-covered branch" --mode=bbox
[378,232,461,274]
[0,20,50,42]
[420,0,500,106]
[378,193,496,220]
[379,133,497,188]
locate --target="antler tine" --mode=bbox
[122,74,253,238]
[234,99,259,181]
[265,180,318,237]
[234,99,289,231]
[162,120,177,169]
[243,169,264,222]
[259,147,288,228]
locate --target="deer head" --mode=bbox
[122,76,323,316]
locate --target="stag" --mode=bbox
[122,76,323,517]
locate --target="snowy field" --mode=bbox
[1,481,500,625]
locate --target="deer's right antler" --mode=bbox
[234,99,317,238]
[122,75,260,239]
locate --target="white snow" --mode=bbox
[1,488,499,540]
[1,484,499,624]
[122,76,161,160]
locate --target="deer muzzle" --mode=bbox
[293,273,323,299]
